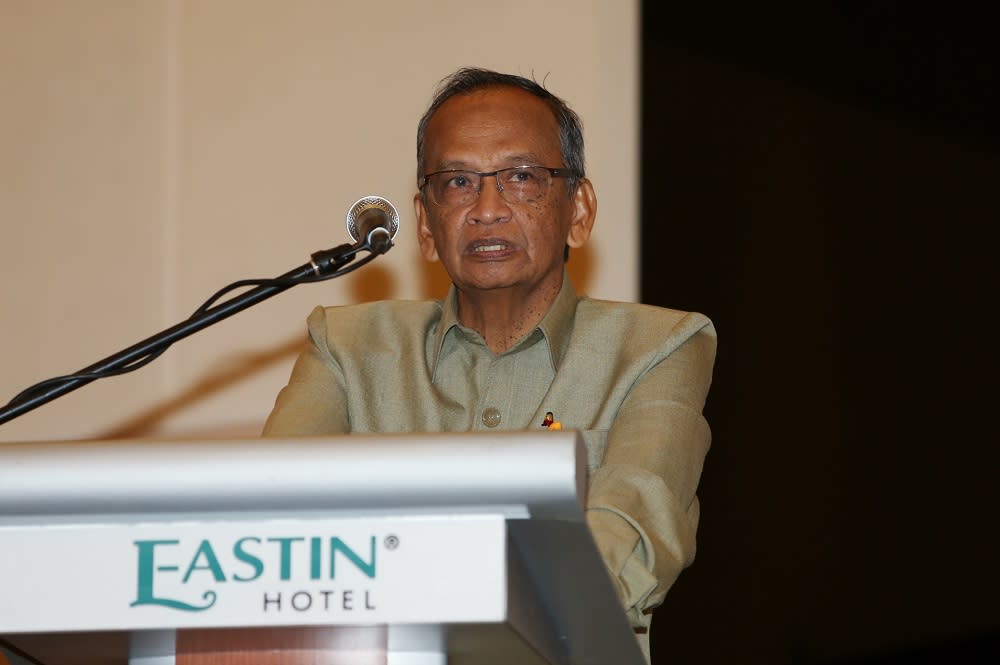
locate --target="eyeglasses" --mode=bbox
[419,165,582,208]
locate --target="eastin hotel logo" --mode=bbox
[130,533,397,615]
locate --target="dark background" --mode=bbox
[641,4,999,663]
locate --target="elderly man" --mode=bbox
[263,67,716,658]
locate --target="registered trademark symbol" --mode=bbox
[384,534,399,550]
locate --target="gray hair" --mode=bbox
[416,67,585,194]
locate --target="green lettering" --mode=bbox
[182,540,226,583]
[130,539,216,611]
[330,536,376,578]
[267,537,304,580]
[233,537,263,582]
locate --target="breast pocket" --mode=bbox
[579,429,609,474]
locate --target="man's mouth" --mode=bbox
[469,239,511,254]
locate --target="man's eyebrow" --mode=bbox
[433,154,547,171]
[503,154,545,166]
[434,160,472,171]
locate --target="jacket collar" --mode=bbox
[431,271,579,375]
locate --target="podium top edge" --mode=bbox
[0,431,587,522]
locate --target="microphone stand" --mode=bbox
[0,240,382,426]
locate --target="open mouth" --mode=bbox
[469,239,512,254]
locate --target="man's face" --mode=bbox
[414,86,594,297]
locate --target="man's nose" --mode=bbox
[467,174,511,225]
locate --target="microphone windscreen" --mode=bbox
[345,196,400,243]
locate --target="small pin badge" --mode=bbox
[540,411,562,430]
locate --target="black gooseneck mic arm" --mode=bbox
[0,196,400,427]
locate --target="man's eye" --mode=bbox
[509,170,536,183]
[446,174,472,188]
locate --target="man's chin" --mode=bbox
[453,264,523,292]
[459,278,521,293]
[450,259,564,296]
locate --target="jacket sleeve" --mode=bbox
[585,316,717,626]
[262,306,351,437]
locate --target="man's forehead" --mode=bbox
[430,86,557,129]
[423,87,562,164]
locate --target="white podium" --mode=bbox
[0,432,645,665]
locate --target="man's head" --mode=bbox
[413,68,596,300]
[417,68,586,194]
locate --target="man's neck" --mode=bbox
[456,277,563,355]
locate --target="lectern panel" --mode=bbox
[0,433,644,665]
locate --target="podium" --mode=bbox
[0,432,645,665]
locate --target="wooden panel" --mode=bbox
[176,626,387,665]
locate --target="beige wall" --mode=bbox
[0,0,639,442]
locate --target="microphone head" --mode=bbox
[345,196,400,243]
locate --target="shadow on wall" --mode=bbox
[97,335,309,440]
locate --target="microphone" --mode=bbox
[345,196,399,254]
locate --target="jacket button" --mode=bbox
[482,407,502,428]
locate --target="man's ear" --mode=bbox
[566,178,597,248]
[414,191,440,262]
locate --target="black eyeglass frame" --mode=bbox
[418,165,583,206]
